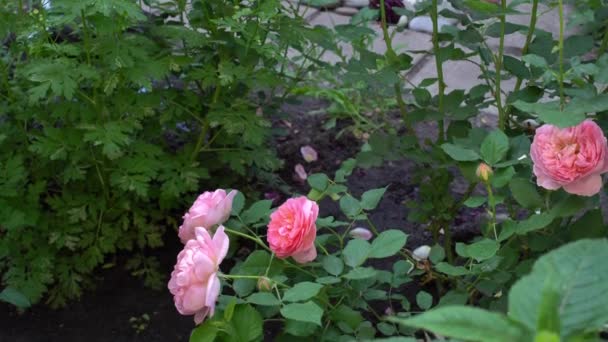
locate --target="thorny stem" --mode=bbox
[379,0,409,126]
[431,0,445,143]
[495,0,507,130]
[557,0,566,109]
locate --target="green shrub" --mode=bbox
[0,0,319,307]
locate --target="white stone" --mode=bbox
[335,6,360,16]
[408,16,457,34]
[343,0,370,8]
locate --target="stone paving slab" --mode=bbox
[406,55,517,114]
[282,0,320,19]
[308,12,432,65]
[486,2,578,52]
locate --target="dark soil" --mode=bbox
[0,234,193,342]
[0,97,484,341]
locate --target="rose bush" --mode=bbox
[161,0,608,340]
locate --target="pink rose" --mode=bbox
[267,197,319,264]
[168,226,229,324]
[179,189,237,243]
[531,120,608,196]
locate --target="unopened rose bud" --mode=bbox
[294,164,307,181]
[349,227,373,241]
[257,277,273,292]
[412,245,431,261]
[300,145,318,163]
[476,163,493,182]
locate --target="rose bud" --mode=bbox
[257,277,273,292]
[476,163,493,182]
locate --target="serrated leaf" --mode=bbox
[480,130,509,165]
[343,239,371,267]
[247,292,280,306]
[360,187,387,211]
[283,282,323,302]
[509,239,608,338]
[370,230,408,258]
[441,143,481,161]
[389,306,528,341]
[281,302,324,326]
[322,255,344,276]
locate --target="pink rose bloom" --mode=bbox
[168,226,229,324]
[179,189,237,243]
[267,197,319,264]
[531,120,608,196]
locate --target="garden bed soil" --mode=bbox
[0,98,484,341]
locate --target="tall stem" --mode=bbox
[512,0,538,94]
[431,0,445,143]
[557,0,565,109]
[379,0,409,127]
[495,0,507,130]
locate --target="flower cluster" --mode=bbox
[169,190,319,324]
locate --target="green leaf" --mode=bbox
[340,195,361,218]
[416,291,433,310]
[246,292,281,306]
[515,213,554,235]
[343,238,371,267]
[464,196,486,208]
[241,200,273,224]
[360,187,387,211]
[509,239,608,338]
[231,191,246,216]
[435,262,470,276]
[441,143,481,162]
[329,305,363,330]
[190,321,219,342]
[389,306,529,342]
[513,101,585,128]
[509,178,543,209]
[370,230,408,258]
[463,239,499,262]
[322,255,344,276]
[0,287,30,308]
[231,304,264,342]
[281,301,324,326]
[308,173,329,191]
[480,130,509,165]
[504,55,530,79]
[343,267,377,280]
[283,282,323,302]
